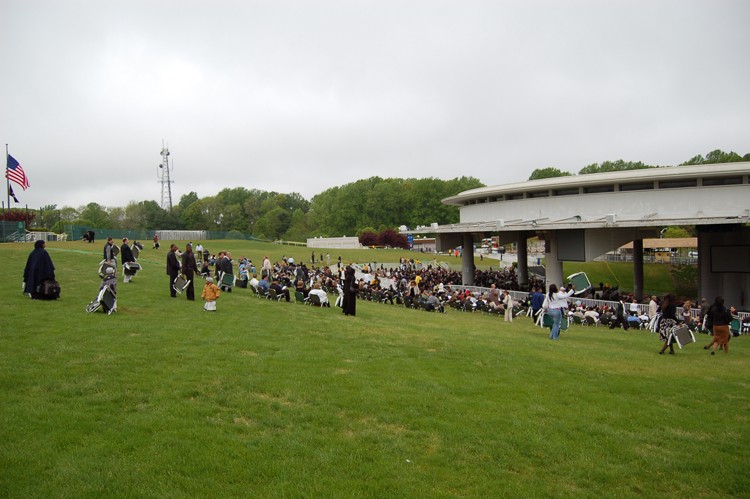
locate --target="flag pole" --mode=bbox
[5,144,9,210]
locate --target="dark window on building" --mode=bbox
[620,182,654,192]
[529,191,549,198]
[553,188,579,197]
[584,185,615,194]
[660,179,698,189]
[702,177,743,186]
[508,194,524,200]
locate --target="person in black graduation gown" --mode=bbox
[23,240,56,299]
[342,266,357,316]
[181,243,198,301]
[166,244,180,297]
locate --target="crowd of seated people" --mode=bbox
[473,267,546,293]
[200,253,745,330]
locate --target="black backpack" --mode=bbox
[41,279,61,299]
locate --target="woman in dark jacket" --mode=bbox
[23,240,56,299]
[181,244,198,301]
[342,266,357,316]
[704,297,733,355]
[658,293,678,354]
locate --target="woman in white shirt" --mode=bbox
[629,298,639,317]
[309,283,330,307]
[547,283,576,340]
[648,296,658,318]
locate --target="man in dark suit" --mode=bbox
[104,237,117,268]
[166,244,180,297]
[270,277,290,302]
[219,252,234,292]
[121,237,136,283]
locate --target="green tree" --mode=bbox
[216,187,252,208]
[528,168,573,180]
[680,149,747,165]
[254,206,291,240]
[79,203,112,229]
[286,192,310,213]
[662,226,692,238]
[107,206,126,229]
[182,197,224,230]
[123,202,146,230]
[182,199,208,230]
[578,160,657,175]
[178,191,199,210]
[282,227,306,242]
[58,207,80,222]
[307,176,483,237]
[220,203,246,231]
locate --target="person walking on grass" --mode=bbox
[181,243,198,301]
[104,236,117,269]
[201,276,220,311]
[658,293,678,354]
[609,299,629,331]
[195,242,204,263]
[503,290,513,322]
[121,238,135,283]
[704,297,732,355]
[342,266,357,316]
[547,283,575,340]
[166,244,180,298]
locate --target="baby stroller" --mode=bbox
[86,268,117,314]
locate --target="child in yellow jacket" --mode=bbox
[201,277,220,311]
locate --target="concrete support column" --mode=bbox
[633,239,644,301]
[545,231,563,288]
[517,232,528,286]
[462,233,475,287]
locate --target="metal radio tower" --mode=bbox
[158,141,174,211]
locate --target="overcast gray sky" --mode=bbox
[2,0,748,211]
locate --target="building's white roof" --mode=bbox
[443,162,750,206]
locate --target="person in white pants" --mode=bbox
[503,290,514,322]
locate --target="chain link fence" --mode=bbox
[64,225,268,243]
[1,221,26,242]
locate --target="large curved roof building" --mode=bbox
[406,162,750,306]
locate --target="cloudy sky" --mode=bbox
[1,0,748,211]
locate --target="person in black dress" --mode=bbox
[658,293,678,354]
[181,243,198,301]
[342,266,357,316]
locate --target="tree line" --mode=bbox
[528,149,750,180]
[4,176,484,241]
[6,149,744,240]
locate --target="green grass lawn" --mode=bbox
[562,261,677,296]
[1,241,746,498]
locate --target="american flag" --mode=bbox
[6,155,30,191]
